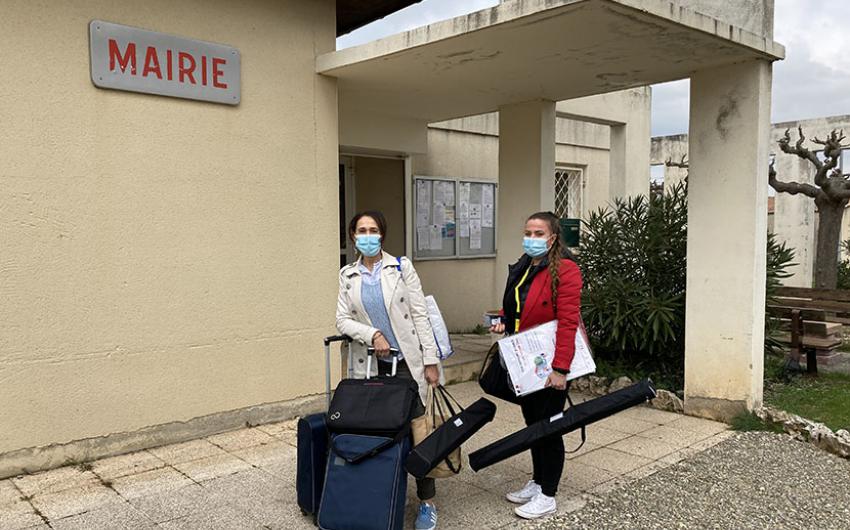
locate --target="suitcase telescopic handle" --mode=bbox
[324,335,351,346]
[324,335,352,409]
[365,348,400,378]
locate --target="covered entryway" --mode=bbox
[319,0,785,421]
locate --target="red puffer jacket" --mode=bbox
[500,258,583,372]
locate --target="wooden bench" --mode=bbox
[768,287,850,373]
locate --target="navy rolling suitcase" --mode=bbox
[297,413,329,517]
[317,434,410,530]
[296,335,352,520]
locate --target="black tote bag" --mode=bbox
[406,386,497,479]
[478,343,521,404]
[469,379,657,471]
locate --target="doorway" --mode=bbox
[338,155,407,262]
[339,156,356,267]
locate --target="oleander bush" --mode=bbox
[578,182,796,389]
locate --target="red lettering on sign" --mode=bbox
[142,46,162,79]
[212,57,227,89]
[178,52,196,84]
[108,39,136,74]
[166,50,173,81]
[201,55,208,86]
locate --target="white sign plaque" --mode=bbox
[89,20,240,105]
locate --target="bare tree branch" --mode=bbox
[778,127,825,184]
[769,159,821,198]
[665,155,688,169]
[780,128,848,189]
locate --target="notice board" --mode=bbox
[414,177,497,260]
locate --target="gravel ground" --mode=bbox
[528,432,850,530]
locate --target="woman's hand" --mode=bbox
[545,371,568,391]
[489,322,505,334]
[372,332,391,358]
[424,364,440,387]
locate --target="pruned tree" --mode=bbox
[665,155,689,169]
[769,128,849,289]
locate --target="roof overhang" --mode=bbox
[319,0,785,124]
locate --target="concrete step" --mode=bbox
[442,334,493,385]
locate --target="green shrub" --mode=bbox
[838,240,850,290]
[579,182,688,380]
[578,182,796,389]
[765,234,797,357]
[838,261,850,290]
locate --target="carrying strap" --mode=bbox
[429,386,462,474]
[331,425,411,465]
[563,380,587,454]
[397,257,450,360]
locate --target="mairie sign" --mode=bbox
[89,20,240,105]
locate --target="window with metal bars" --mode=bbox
[554,168,583,219]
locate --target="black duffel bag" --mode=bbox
[478,343,521,404]
[406,386,497,479]
[327,352,419,439]
[469,379,657,471]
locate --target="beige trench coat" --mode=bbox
[335,251,440,403]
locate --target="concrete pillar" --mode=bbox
[496,100,556,278]
[610,121,651,201]
[684,60,772,421]
[609,125,627,199]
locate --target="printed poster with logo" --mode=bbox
[498,320,596,397]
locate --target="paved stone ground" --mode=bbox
[0,381,732,529]
[533,431,850,530]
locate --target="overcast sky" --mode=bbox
[336,0,850,138]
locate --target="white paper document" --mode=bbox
[482,185,494,206]
[482,203,494,228]
[416,180,431,227]
[429,225,442,250]
[434,204,446,228]
[498,320,596,397]
[469,204,482,219]
[444,183,455,206]
[417,227,430,251]
[469,219,482,249]
[433,182,446,205]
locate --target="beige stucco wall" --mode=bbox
[0,0,338,470]
[353,156,406,256]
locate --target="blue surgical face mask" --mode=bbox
[523,237,550,258]
[356,234,382,257]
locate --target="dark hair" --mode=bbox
[348,210,388,244]
[526,211,569,309]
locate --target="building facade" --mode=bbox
[1,0,782,477]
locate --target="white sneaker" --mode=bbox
[514,492,557,520]
[505,480,542,504]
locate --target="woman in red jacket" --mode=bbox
[489,211,582,520]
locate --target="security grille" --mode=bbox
[554,168,583,218]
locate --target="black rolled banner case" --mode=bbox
[405,393,497,479]
[469,379,657,471]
